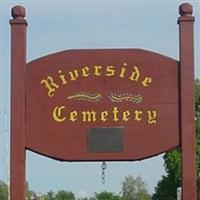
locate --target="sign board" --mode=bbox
[9,3,197,200]
[26,49,179,161]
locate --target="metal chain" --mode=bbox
[101,162,107,184]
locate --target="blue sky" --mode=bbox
[1,0,200,198]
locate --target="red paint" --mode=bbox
[26,49,180,161]
[178,3,197,200]
[10,5,27,200]
[10,3,197,200]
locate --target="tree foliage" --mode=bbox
[54,190,75,200]
[43,190,75,200]
[152,175,176,200]
[93,191,121,200]
[0,180,8,200]
[26,181,35,200]
[43,190,55,200]
[153,149,181,200]
[152,79,200,200]
[121,175,151,200]
[198,177,200,200]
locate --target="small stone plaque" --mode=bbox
[87,127,124,152]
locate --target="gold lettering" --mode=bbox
[119,62,127,78]
[129,66,140,81]
[82,66,90,77]
[142,77,152,87]
[69,111,78,122]
[41,76,59,97]
[52,107,158,124]
[147,110,157,124]
[53,106,66,122]
[122,111,130,122]
[106,66,115,76]
[134,110,143,121]
[58,70,67,85]
[100,111,109,122]
[113,107,119,121]
[94,65,102,76]
[82,111,97,122]
[69,70,79,81]
[119,68,126,78]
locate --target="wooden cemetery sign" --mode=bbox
[10,3,197,200]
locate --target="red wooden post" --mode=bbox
[10,6,27,200]
[178,3,197,200]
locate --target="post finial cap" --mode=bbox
[11,5,25,19]
[179,3,193,16]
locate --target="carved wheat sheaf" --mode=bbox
[67,92,102,102]
[109,93,143,103]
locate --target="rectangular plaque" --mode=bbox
[87,127,124,152]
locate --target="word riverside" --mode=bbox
[41,62,152,97]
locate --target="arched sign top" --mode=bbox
[25,48,180,161]
[27,48,178,66]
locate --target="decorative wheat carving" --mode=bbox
[108,93,143,103]
[67,92,102,103]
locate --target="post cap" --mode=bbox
[11,5,25,19]
[179,3,193,16]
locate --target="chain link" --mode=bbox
[101,162,107,184]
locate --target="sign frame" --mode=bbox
[9,3,197,200]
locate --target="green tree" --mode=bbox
[94,191,121,200]
[152,79,200,200]
[26,181,35,200]
[44,190,55,200]
[0,180,8,200]
[152,175,176,200]
[198,177,200,200]
[77,197,90,200]
[54,190,75,200]
[88,197,96,200]
[153,149,182,200]
[121,175,152,200]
